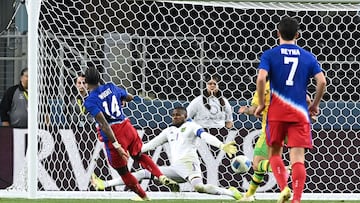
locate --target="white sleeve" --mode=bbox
[186,101,195,119]
[200,131,223,148]
[224,98,233,122]
[186,96,200,119]
[141,131,168,153]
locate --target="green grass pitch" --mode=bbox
[0,199,359,203]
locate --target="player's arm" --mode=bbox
[306,94,311,106]
[119,94,133,107]
[95,112,129,160]
[309,72,326,117]
[141,131,168,153]
[124,93,149,103]
[199,130,237,158]
[238,105,257,116]
[306,94,317,122]
[124,94,133,102]
[114,84,134,103]
[224,99,233,129]
[238,87,260,116]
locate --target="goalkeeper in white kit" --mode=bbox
[92,106,243,200]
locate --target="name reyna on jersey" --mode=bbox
[280,48,300,55]
[98,88,112,99]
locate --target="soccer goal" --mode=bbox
[2,0,359,201]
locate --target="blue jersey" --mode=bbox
[84,83,127,123]
[259,44,322,122]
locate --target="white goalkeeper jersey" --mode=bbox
[142,120,222,164]
[186,95,233,128]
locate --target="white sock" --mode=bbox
[105,169,151,187]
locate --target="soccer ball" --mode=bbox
[230,155,252,174]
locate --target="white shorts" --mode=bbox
[159,160,202,182]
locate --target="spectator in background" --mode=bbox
[0,68,28,191]
[66,73,95,128]
[0,68,28,128]
[187,75,233,129]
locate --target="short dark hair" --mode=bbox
[173,106,187,116]
[85,67,101,85]
[76,73,85,82]
[278,16,299,41]
[78,73,85,78]
[20,68,28,76]
[205,74,220,83]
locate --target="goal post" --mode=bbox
[26,0,41,199]
[2,0,359,200]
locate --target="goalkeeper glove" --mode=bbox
[220,141,237,158]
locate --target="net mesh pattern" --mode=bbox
[36,0,360,194]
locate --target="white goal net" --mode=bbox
[5,0,360,200]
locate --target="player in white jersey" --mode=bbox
[91,106,243,200]
[187,76,233,129]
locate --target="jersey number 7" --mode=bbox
[284,56,298,86]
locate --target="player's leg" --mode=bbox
[91,169,151,190]
[270,145,291,203]
[116,166,148,200]
[252,131,271,173]
[118,120,179,191]
[242,132,269,201]
[189,177,242,200]
[238,155,267,202]
[287,122,311,203]
[267,121,291,203]
[289,148,306,203]
[173,160,242,200]
[104,142,148,200]
[133,153,163,178]
[123,120,164,178]
[267,121,289,190]
[133,153,179,192]
[159,166,187,183]
[92,165,185,190]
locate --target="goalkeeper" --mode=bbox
[92,106,242,200]
[237,81,316,202]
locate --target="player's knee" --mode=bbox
[116,166,129,175]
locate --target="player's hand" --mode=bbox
[238,106,250,115]
[254,104,265,118]
[308,104,319,117]
[310,115,317,123]
[112,141,130,161]
[115,146,129,161]
[220,141,237,158]
[238,106,247,114]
